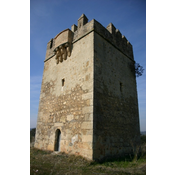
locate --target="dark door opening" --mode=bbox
[54,129,61,151]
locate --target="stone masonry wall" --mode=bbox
[34,32,94,160]
[93,32,140,160]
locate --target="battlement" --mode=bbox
[45,14,134,62]
[92,20,134,60]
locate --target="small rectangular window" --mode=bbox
[62,78,65,86]
[120,82,123,92]
[50,39,53,49]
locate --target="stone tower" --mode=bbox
[34,14,140,160]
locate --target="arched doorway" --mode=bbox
[54,129,61,151]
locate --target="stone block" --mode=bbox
[82,106,93,114]
[67,115,73,121]
[82,135,92,142]
[81,122,93,129]
[54,122,63,127]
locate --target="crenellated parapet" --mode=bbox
[92,20,134,60]
[71,14,134,60]
[44,14,134,62]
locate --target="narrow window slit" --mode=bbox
[120,82,123,92]
[62,78,65,86]
[50,38,53,49]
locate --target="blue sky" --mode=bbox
[30,0,146,131]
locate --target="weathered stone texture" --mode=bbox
[34,14,140,161]
[35,30,94,160]
[93,32,140,160]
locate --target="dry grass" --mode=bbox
[30,130,146,175]
[30,147,146,175]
